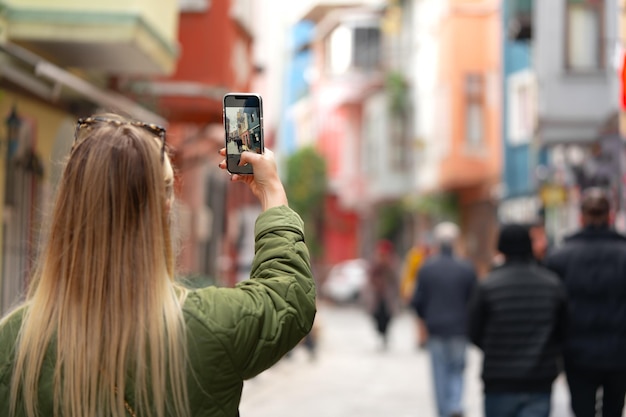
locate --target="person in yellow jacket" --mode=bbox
[400,244,425,302]
[400,243,432,348]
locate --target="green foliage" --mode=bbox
[377,202,405,241]
[386,71,409,116]
[404,193,459,223]
[285,146,327,214]
[285,146,327,258]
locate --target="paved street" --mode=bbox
[240,302,576,417]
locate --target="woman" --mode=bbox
[0,114,316,417]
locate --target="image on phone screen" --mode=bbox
[224,94,263,174]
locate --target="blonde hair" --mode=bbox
[8,114,190,417]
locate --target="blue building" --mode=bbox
[279,21,315,156]
[498,0,546,224]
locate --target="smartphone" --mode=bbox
[223,93,264,175]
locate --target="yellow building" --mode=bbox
[0,0,179,313]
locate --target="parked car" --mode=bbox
[322,259,369,303]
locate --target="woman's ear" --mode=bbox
[163,156,175,214]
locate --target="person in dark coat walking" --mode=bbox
[410,222,477,417]
[469,223,568,417]
[366,239,400,350]
[545,187,626,417]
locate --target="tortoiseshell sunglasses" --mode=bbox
[73,116,167,162]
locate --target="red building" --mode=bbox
[125,0,259,286]
[298,4,400,270]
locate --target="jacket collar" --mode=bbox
[492,258,537,273]
[565,226,626,243]
[439,245,454,257]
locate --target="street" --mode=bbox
[240,302,576,417]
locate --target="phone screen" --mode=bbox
[223,93,264,175]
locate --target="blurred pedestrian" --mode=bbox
[410,222,477,417]
[400,242,432,348]
[365,239,400,350]
[400,242,430,303]
[491,220,549,269]
[529,221,549,263]
[469,224,568,417]
[0,114,316,417]
[545,187,626,417]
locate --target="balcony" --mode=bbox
[0,0,180,75]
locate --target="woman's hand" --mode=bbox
[218,148,288,211]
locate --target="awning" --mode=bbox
[0,41,167,126]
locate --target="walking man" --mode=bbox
[410,222,477,417]
[469,223,567,417]
[545,187,626,417]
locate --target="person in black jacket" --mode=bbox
[469,223,567,417]
[544,187,626,417]
[411,222,477,417]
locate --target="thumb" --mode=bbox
[239,150,261,166]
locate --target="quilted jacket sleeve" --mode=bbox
[184,205,317,382]
[0,307,27,416]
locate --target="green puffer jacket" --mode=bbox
[0,205,317,417]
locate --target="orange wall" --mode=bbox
[438,0,501,191]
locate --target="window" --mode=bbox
[506,0,533,41]
[465,73,484,148]
[327,22,381,75]
[179,0,209,12]
[565,0,603,72]
[508,70,536,145]
[328,26,352,75]
[353,27,381,71]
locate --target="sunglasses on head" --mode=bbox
[73,116,167,162]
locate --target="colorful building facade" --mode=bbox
[413,0,502,276]
[0,0,261,312]
[498,0,546,225]
[118,0,259,287]
[0,0,178,313]
[293,2,416,272]
[534,0,621,242]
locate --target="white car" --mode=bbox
[322,259,369,303]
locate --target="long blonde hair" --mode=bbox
[9,114,190,417]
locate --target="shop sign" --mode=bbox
[540,184,568,207]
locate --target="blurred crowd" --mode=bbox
[328,186,626,417]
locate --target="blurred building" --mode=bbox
[280,21,316,155]
[622,0,626,137]
[0,0,263,312]
[298,3,386,267]
[0,0,178,313]
[534,0,621,243]
[282,0,503,277]
[118,0,260,287]
[411,0,502,276]
[288,1,417,272]
[498,0,547,225]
